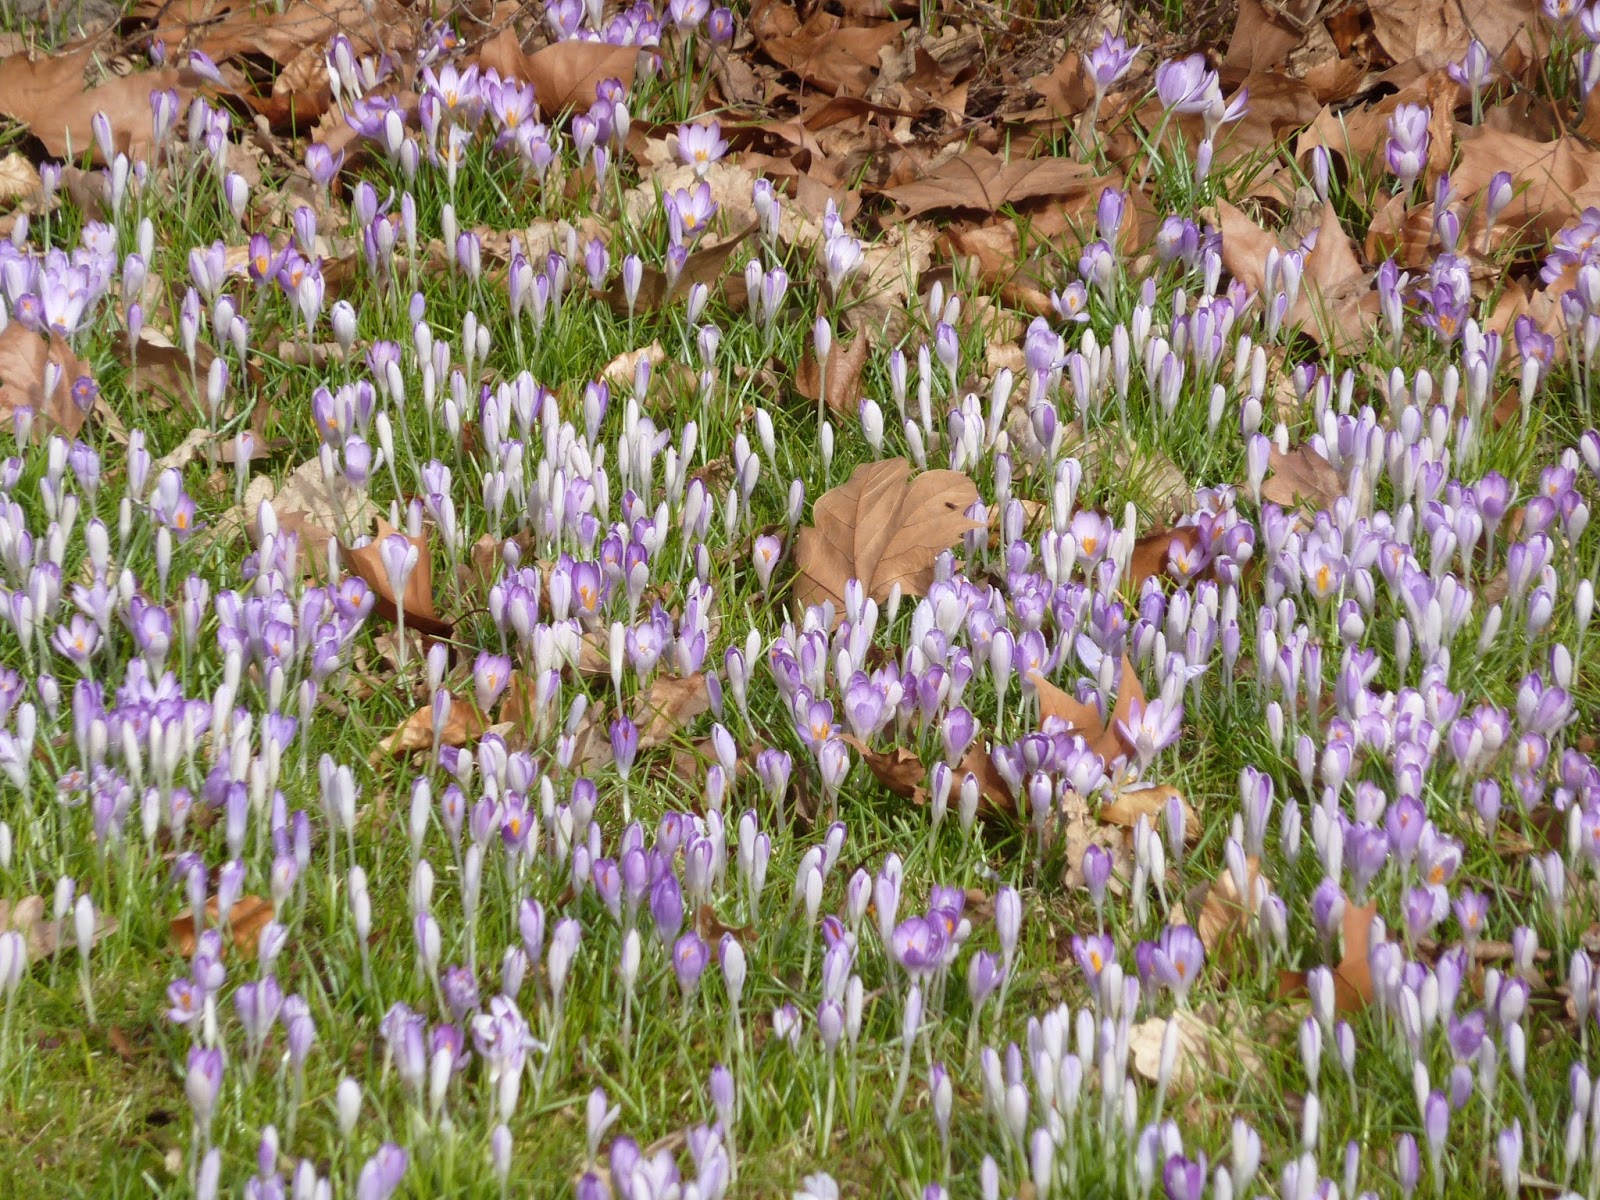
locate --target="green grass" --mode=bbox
[0,7,1596,1200]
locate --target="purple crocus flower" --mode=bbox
[1150,924,1204,1003]
[1385,103,1430,190]
[672,931,709,999]
[611,716,639,781]
[355,1143,408,1200]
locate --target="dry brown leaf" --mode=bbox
[268,456,379,566]
[1222,0,1303,77]
[1213,196,1369,348]
[1191,855,1267,953]
[959,740,1017,818]
[571,673,711,770]
[884,147,1096,219]
[1032,657,1144,769]
[1029,50,1091,119]
[1129,1007,1264,1089]
[169,895,275,958]
[376,695,490,759]
[0,48,192,165]
[795,330,870,417]
[0,324,93,440]
[751,4,904,97]
[0,150,40,211]
[793,457,981,612]
[1334,897,1378,1012]
[602,341,666,390]
[0,893,117,962]
[1369,0,1541,73]
[1100,783,1196,836]
[845,734,926,802]
[1127,526,1203,594]
[344,519,454,639]
[479,31,640,114]
[1262,443,1342,512]
[695,902,757,946]
[601,223,755,315]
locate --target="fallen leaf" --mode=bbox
[107,1026,136,1064]
[0,150,40,210]
[0,48,192,164]
[1190,855,1268,954]
[602,341,666,390]
[0,324,93,440]
[1129,1006,1264,1089]
[884,147,1096,219]
[479,30,640,115]
[268,456,379,565]
[695,903,757,945]
[960,740,1017,818]
[795,329,870,416]
[1032,657,1144,770]
[344,519,454,639]
[751,4,905,97]
[1334,897,1378,1012]
[1261,443,1342,512]
[169,895,275,958]
[570,673,711,770]
[375,696,490,759]
[1100,783,1196,836]
[1222,0,1303,77]
[602,223,755,314]
[1368,0,1541,74]
[794,457,981,612]
[1127,526,1203,593]
[845,734,926,801]
[0,893,117,962]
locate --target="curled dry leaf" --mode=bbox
[1129,1007,1264,1090]
[1212,197,1369,350]
[1262,443,1343,512]
[266,456,379,566]
[1031,657,1144,771]
[1368,0,1541,73]
[1189,854,1268,955]
[845,734,926,803]
[602,341,666,390]
[1099,783,1196,837]
[883,147,1096,220]
[0,323,93,440]
[795,330,870,417]
[794,457,981,612]
[0,47,191,164]
[376,695,490,759]
[1127,526,1203,595]
[1277,893,1379,1013]
[959,741,1018,818]
[344,519,454,639]
[570,673,712,771]
[478,29,640,114]
[170,895,275,958]
[695,903,757,946]
[750,3,905,97]
[602,223,756,315]
[0,894,118,962]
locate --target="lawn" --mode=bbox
[0,0,1596,1198]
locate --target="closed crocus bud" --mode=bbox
[73,895,96,965]
[192,1148,221,1200]
[720,934,747,1005]
[490,1125,513,1188]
